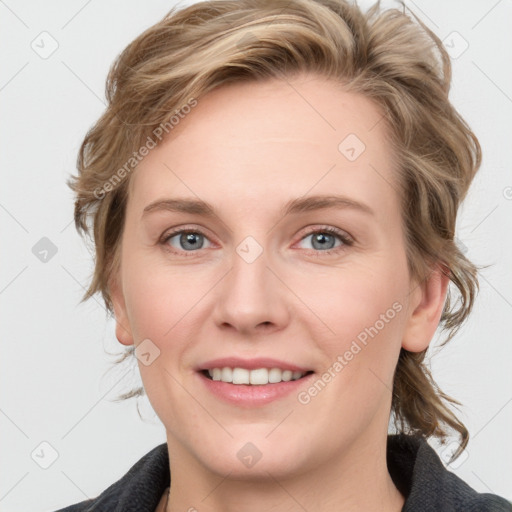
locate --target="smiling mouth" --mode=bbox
[201,367,314,385]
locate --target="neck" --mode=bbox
[165,427,405,512]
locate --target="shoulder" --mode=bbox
[52,443,170,512]
[387,434,512,512]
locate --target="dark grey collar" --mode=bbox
[55,434,511,511]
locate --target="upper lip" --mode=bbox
[197,357,312,372]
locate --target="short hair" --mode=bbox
[69,0,481,460]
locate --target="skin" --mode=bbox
[110,73,449,512]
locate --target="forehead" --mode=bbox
[128,75,398,215]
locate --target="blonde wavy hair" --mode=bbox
[69,0,481,460]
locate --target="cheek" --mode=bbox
[122,258,214,342]
[120,259,211,422]
[313,260,405,329]
[305,259,408,377]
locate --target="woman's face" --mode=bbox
[111,74,440,479]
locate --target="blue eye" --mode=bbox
[297,227,353,254]
[163,230,212,252]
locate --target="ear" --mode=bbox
[108,273,134,346]
[401,264,450,352]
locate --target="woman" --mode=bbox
[56,0,511,510]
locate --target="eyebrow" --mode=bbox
[142,194,375,219]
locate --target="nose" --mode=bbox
[212,242,290,337]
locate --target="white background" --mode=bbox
[0,0,511,510]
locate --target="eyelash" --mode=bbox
[159,225,354,258]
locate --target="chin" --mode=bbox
[202,451,307,481]
[189,432,314,481]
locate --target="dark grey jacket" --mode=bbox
[54,434,511,511]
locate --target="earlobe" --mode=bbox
[109,274,134,347]
[401,264,450,353]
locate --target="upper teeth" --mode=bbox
[207,367,306,385]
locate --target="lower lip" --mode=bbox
[198,371,314,407]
